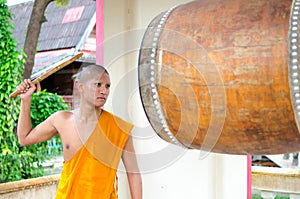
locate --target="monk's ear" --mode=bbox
[77,82,84,92]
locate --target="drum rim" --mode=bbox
[288,0,300,131]
[138,5,184,147]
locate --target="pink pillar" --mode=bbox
[247,155,252,198]
[96,0,104,65]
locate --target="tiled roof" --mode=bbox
[9,0,96,79]
[9,0,96,52]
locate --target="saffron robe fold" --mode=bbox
[55,110,133,199]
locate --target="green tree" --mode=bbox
[0,0,71,183]
[0,0,25,183]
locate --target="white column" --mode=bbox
[104,1,249,198]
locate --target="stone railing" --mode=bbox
[252,166,300,199]
[0,174,60,199]
[1,166,300,199]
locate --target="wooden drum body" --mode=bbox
[138,0,300,155]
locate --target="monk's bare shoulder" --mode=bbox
[49,110,73,120]
[47,110,74,131]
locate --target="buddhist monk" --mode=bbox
[16,64,142,199]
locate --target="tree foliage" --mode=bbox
[0,1,24,109]
[55,0,71,7]
[0,0,25,182]
[0,0,70,183]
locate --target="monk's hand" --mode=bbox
[16,79,36,99]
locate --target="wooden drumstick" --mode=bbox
[9,52,83,98]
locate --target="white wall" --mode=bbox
[103,0,248,199]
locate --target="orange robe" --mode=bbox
[55,110,133,199]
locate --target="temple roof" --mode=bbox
[9,0,96,78]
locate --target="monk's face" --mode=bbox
[81,72,111,108]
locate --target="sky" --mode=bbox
[6,0,33,6]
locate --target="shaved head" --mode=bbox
[73,64,109,83]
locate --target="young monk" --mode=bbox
[16,64,142,199]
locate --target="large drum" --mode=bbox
[138,0,300,155]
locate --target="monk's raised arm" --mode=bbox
[16,79,57,146]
